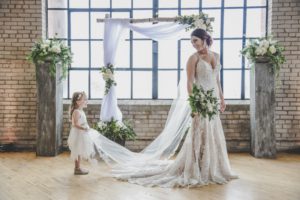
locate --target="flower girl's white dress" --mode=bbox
[67,109,96,161]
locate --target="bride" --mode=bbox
[83,28,238,187]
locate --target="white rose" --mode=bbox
[50,45,61,53]
[260,40,269,48]
[198,23,207,30]
[207,103,213,112]
[255,47,263,55]
[269,45,277,54]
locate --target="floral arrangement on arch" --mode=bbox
[27,37,73,79]
[176,12,214,33]
[240,36,285,77]
[188,84,219,120]
[101,63,117,95]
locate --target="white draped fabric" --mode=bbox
[96,18,192,164]
[100,19,187,122]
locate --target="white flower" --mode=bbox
[49,45,61,53]
[269,45,277,54]
[207,102,213,112]
[206,19,211,24]
[102,72,114,81]
[255,47,263,55]
[260,40,269,48]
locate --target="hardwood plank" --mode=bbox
[0,153,299,200]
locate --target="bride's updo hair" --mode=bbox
[191,28,213,47]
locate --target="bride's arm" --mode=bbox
[186,54,198,95]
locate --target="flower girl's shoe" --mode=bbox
[74,168,89,175]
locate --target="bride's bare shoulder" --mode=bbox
[187,52,199,63]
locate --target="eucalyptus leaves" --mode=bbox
[101,63,117,95]
[176,12,214,33]
[241,36,285,78]
[27,38,72,79]
[188,84,219,120]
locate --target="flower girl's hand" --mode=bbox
[220,99,226,113]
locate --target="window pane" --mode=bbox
[225,0,243,7]
[158,10,178,18]
[159,0,177,8]
[158,40,177,69]
[245,69,250,99]
[223,70,241,99]
[133,41,152,68]
[112,0,131,8]
[91,71,105,98]
[203,9,221,38]
[246,8,266,38]
[133,0,152,8]
[115,71,131,98]
[182,0,198,8]
[91,0,110,8]
[133,10,153,18]
[70,0,88,8]
[180,40,195,68]
[224,9,243,37]
[202,0,221,7]
[248,0,267,6]
[133,71,152,98]
[48,10,68,38]
[71,41,89,68]
[48,0,67,8]
[158,71,177,99]
[91,41,103,68]
[210,39,220,55]
[71,12,89,39]
[69,71,89,97]
[115,40,130,68]
[91,12,108,39]
[223,40,242,68]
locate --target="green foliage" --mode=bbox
[94,119,136,143]
[188,84,219,120]
[27,37,73,79]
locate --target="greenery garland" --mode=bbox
[101,63,117,95]
[175,12,214,33]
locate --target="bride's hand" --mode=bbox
[220,99,226,113]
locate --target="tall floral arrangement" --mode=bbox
[27,37,73,79]
[241,36,285,77]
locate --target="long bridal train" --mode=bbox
[82,59,238,188]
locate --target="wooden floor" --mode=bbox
[0,152,299,200]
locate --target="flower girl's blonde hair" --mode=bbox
[69,91,87,120]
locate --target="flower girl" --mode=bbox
[67,91,95,175]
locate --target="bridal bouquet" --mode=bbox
[176,12,214,33]
[240,36,285,77]
[188,84,219,120]
[101,63,116,95]
[27,37,72,79]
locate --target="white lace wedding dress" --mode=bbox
[107,57,238,187]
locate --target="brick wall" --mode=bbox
[270,0,300,150]
[0,0,44,150]
[62,101,250,152]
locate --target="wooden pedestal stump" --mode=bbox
[36,62,63,156]
[250,59,276,158]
